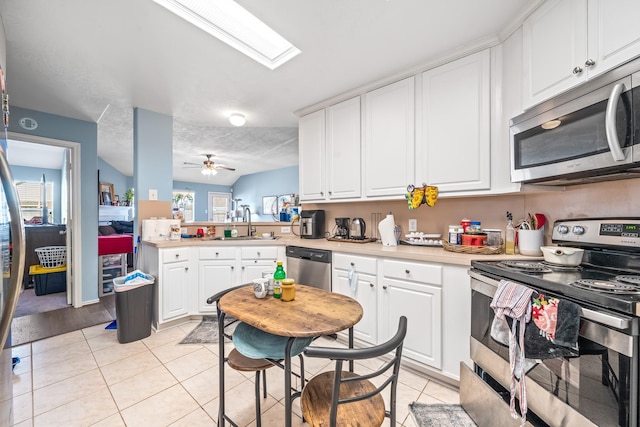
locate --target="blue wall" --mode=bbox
[232,166,299,221]
[173,180,231,221]
[11,165,62,223]
[9,106,99,304]
[98,157,131,200]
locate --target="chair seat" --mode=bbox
[227,349,274,372]
[301,371,386,427]
[233,322,313,359]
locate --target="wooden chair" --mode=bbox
[207,285,308,427]
[300,316,407,427]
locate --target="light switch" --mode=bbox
[408,219,417,232]
[149,189,158,200]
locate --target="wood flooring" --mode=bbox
[10,295,116,347]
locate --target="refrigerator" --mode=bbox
[0,68,25,426]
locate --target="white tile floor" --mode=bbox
[9,321,460,426]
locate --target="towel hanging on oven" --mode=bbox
[490,279,534,425]
[524,293,580,359]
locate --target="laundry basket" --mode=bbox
[35,246,67,268]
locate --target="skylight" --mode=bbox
[153,0,301,70]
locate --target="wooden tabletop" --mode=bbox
[219,284,363,338]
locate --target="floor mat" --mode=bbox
[179,316,236,344]
[409,403,477,427]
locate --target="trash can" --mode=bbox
[113,271,155,344]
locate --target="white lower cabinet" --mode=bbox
[380,259,442,369]
[158,248,193,323]
[198,247,238,313]
[240,246,279,283]
[332,253,378,344]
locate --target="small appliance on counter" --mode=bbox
[334,217,350,239]
[379,213,397,246]
[300,209,325,239]
[350,218,366,240]
[142,219,182,241]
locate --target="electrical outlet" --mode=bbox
[149,189,158,200]
[281,226,291,233]
[408,219,417,232]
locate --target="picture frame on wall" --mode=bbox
[101,192,112,206]
[99,182,114,205]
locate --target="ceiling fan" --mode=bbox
[183,154,236,176]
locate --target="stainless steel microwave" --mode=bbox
[510,57,640,186]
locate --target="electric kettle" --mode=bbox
[350,218,366,240]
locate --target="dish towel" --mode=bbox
[525,293,580,359]
[490,279,534,426]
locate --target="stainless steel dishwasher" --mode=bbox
[285,246,332,291]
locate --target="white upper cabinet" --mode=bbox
[299,97,361,202]
[363,77,415,197]
[524,0,640,108]
[299,109,326,201]
[326,97,362,199]
[417,50,491,192]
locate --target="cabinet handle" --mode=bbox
[405,269,410,274]
[350,262,355,266]
[184,267,189,272]
[257,252,261,257]
[572,66,583,75]
[215,252,219,256]
[242,266,245,270]
[383,285,388,290]
[369,283,374,288]
[585,58,595,67]
[328,191,332,195]
[175,253,179,258]
[320,191,324,196]
[231,266,234,270]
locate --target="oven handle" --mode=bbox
[469,270,632,329]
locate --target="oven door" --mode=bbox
[468,271,639,427]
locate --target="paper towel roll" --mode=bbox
[379,214,397,246]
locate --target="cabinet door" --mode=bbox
[418,50,490,192]
[380,279,442,369]
[587,0,640,77]
[363,77,415,197]
[523,0,588,108]
[241,259,277,284]
[333,268,377,344]
[198,261,236,313]
[326,96,361,199]
[299,109,326,201]
[162,260,190,321]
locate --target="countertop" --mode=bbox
[142,235,539,267]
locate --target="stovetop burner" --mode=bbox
[497,260,551,273]
[540,261,582,271]
[615,275,640,286]
[572,279,640,294]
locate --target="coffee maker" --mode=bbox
[334,218,350,239]
[300,210,325,239]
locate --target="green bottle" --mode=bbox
[273,261,285,299]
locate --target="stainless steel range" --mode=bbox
[462,218,640,427]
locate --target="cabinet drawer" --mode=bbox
[162,248,191,263]
[200,247,237,260]
[240,246,278,260]
[333,253,377,275]
[382,259,442,286]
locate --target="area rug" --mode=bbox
[14,288,69,318]
[409,403,477,427]
[179,316,236,344]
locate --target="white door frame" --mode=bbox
[8,132,82,308]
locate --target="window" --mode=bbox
[172,190,195,222]
[15,181,54,222]
[208,192,231,222]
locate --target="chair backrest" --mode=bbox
[303,316,407,426]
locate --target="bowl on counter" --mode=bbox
[540,246,584,266]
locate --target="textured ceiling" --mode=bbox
[0,0,538,186]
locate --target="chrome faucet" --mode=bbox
[242,205,254,236]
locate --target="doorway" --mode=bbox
[6,133,81,317]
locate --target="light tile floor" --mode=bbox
[10,321,460,426]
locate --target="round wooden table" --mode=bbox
[218,284,363,427]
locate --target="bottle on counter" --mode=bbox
[505,211,516,255]
[231,225,238,238]
[273,261,286,299]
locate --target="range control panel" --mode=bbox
[552,218,640,249]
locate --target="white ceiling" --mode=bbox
[0,0,538,186]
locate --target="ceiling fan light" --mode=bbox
[229,113,246,126]
[201,167,217,176]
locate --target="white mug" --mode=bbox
[253,278,269,298]
[518,228,544,256]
